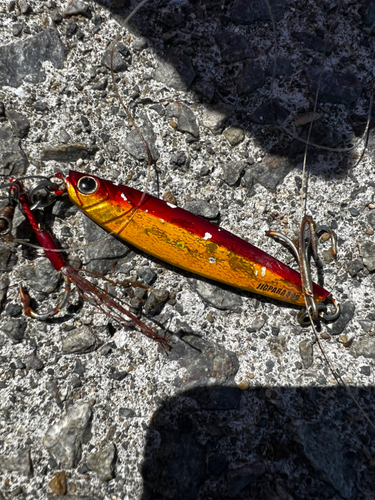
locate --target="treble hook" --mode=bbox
[266,215,340,325]
[20,275,71,320]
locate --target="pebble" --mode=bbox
[327,302,355,335]
[250,100,290,124]
[18,259,60,293]
[144,289,169,316]
[5,109,30,138]
[215,30,254,62]
[154,49,195,91]
[0,128,28,177]
[43,403,92,468]
[221,161,244,185]
[237,60,266,96]
[62,326,99,354]
[242,154,293,192]
[166,102,199,137]
[0,275,9,310]
[0,448,32,476]
[50,9,62,23]
[136,266,157,285]
[92,77,108,90]
[124,112,159,161]
[184,200,219,219]
[1,319,27,344]
[0,28,65,88]
[12,23,23,37]
[202,104,234,134]
[0,101,4,117]
[231,0,288,24]
[223,126,245,146]
[237,379,250,390]
[86,443,116,482]
[299,339,314,369]
[63,0,88,17]
[307,66,362,105]
[24,354,44,371]
[360,241,375,271]
[41,144,99,162]
[48,471,67,495]
[265,56,293,78]
[101,46,128,73]
[18,0,31,14]
[292,31,334,54]
[349,337,375,359]
[346,258,364,277]
[190,279,242,311]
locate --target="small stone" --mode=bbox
[59,129,71,143]
[184,200,219,219]
[221,161,244,186]
[327,302,355,335]
[86,444,116,482]
[109,370,128,381]
[227,462,266,496]
[250,100,290,124]
[5,303,22,318]
[19,259,60,293]
[101,45,127,72]
[43,403,92,468]
[238,379,250,390]
[190,279,242,311]
[136,266,157,285]
[0,128,28,177]
[0,102,4,116]
[1,319,27,344]
[50,9,62,23]
[202,104,234,134]
[41,144,98,162]
[299,339,314,369]
[360,241,375,271]
[18,0,31,14]
[34,101,49,113]
[24,354,44,371]
[12,23,23,36]
[166,102,199,137]
[292,31,334,54]
[347,258,364,277]
[124,112,159,161]
[48,471,67,496]
[223,126,245,146]
[0,448,31,476]
[237,60,266,96]
[243,154,293,192]
[63,0,88,17]
[92,77,108,90]
[66,19,77,36]
[307,66,362,105]
[144,289,169,316]
[215,30,255,62]
[350,337,375,359]
[348,207,360,217]
[154,50,195,91]
[62,326,98,354]
[6,109,30,138]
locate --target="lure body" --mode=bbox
[65,171,330,307]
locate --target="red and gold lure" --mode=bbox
[62,170,331,309]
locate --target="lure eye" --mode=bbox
[77,176,98,195]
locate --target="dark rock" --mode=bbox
[144,289,169,316]
[24,354,44,371]
[0,275,9,311]
[51,197,78,218]
[87,444,116,482]
[350,337,375,359]
[292,31,334,54]
[346,258,364,277]
[221,161,244,186]
[6,109,30,138]
[170,329,239,387]
[360,365,371,376]
[215,30,255,63]
[66,19,77,36]
[101,45,127,72]
[12,23,23,37]
[170,152,188,167]
[18,259,60,293]
[34,101,49,113]
[0,28,66,88]
[59,129,71,143]
[50,10,62,23]
[62,326,99,354]
[124,112,159,161]
[202,104,234,134]
[250,100,290,125]
[327,302,355,335]
[184,200,219,219]
[190,280,242,311]
[231,0,289,25]
[299,339,313,369]
[361,0,375,26]
[82,216,131,274]
[0,241,18,271]
[136,267,157,285]
[265,56,293,77]
[0,102,4,117]
[307,66,362,105]
[0,128,28,177]
[119,407,136,418]
[154,49,195,91]
[109,371,128,381]
[360,241,375,271]
[297,422,354,499]
[43,403,92,468]
[348,207,360,216]
[6,303,22,317]
[41,143,98,162]
[92,77,108,90]
[0,448,31,476]
[166,102,199,137]
[1,319,27,344]
[74,358,85,376]
[243,154,293,191]
[237,60,266,96]
[18,0,31,14]
[227,462,266,496]
[63,0,88,17]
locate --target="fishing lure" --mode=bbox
[58,170,338,320]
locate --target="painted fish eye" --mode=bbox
[77,176,98,195]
